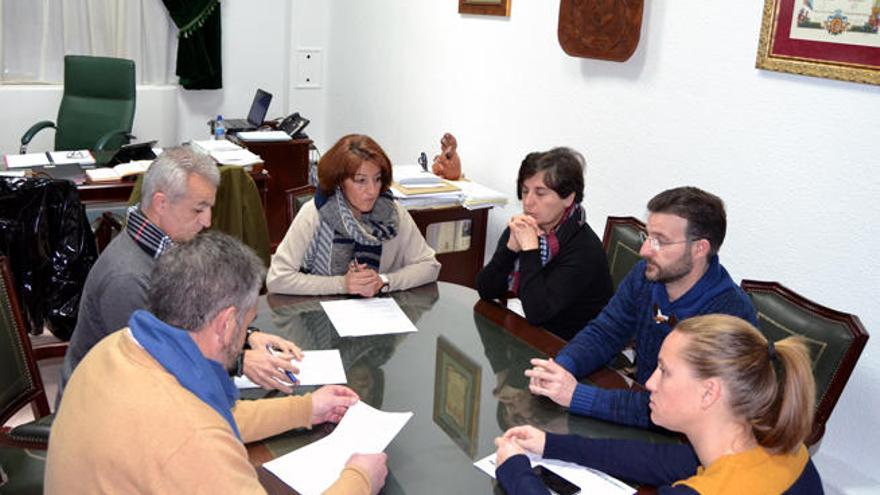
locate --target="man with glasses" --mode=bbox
[526,186,756,428]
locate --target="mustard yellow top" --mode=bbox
[675,444,810,495]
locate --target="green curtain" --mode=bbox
[162,0,222,89]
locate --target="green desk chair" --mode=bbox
[0,447,46,495]
[0,257,54,451]
[602,216,646,293]
[284,184,316,228]
[741,280,869,447]
[601,216,647,374]
[20,55,136,154]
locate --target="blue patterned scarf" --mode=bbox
[129,309,242,440]
[302,187,399,276]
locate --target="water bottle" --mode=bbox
[214,115,226,140]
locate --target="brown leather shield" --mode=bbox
[557,0,644,62]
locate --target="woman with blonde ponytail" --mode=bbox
[494,314,823,494]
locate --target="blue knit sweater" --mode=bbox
[554,256,757,427]
[496,434,823,495]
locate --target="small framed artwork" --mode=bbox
[433,336,482,458]
[756,0,880,86]
[459,0,510,17]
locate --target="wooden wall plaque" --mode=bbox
[557,0,644,62]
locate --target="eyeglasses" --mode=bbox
[639,231,695,252]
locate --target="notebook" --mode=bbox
[224,89,272,133]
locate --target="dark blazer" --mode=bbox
[475,214,613,340]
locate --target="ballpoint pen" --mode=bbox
[266,344,298,384]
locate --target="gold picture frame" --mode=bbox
[459,0,510,17]
[433,336,482,458]
[756,0,880,86]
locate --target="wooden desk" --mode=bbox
[77,169,270,210]
[233,137,311,247]
[409,205,489,288]
[245,282,675,494]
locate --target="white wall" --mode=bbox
[313,1,880,493]
[2,2,877,491]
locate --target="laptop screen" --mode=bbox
[246,89,273,126]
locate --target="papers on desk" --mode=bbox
[505,298,526,319]
[191,139,243,154]
[474,453,635,495]
[191,139,262,167]
[449,179,508,209]
[4,153,52,168]
[264,401,413,495]
[48,150,96,165]
[233,349,347,388]
[210,148,262,167]
[235,130,292,142]
[4,150,96,169]
[85,160,152,183]
[393,164,445,186]
[320,298,418,337]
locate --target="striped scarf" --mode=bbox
[508,204,584,294]
[302,188,399,276]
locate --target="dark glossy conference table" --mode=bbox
[245,282,678,494]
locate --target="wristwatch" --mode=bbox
[244,326,260,350]
[379,274,391,294]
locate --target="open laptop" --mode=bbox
[224,89,272,133]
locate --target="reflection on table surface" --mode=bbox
[247,282,679,494]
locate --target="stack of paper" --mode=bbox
[85,160,152,183]
[393,165,445,187]
[210,148,262,167]
[191,139,263,168]
[450,179,508,209]
[48,150,96,166]
[191,139,244,154]
[4,153,52,168]
[236,130,292,142]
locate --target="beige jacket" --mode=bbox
[266,200,440,295]
[45,330,371,495]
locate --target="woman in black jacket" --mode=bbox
[476,147,612,340]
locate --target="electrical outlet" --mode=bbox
[296,48,323,88]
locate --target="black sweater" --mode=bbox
[475,215,613,340]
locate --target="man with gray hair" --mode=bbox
[46,232,388,494]
[59,147,300,402]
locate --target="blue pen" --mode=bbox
[266,345,298,384]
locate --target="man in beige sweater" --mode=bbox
[45,232,387,494]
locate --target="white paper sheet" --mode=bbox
[506,298,526,319]
[4,153,51,168]
[233,349,347,388]
[264,401,413,495]
[48,150,95,165]
[236,130,292,141]
[320,298,418,337]
[474,453,635,495]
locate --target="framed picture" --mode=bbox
[459,0,510,17]
[433,336,482,458]
[756,0,880,85]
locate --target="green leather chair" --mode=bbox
[284,184,316,228]
[602,216,646,292]
[741,280,869,447]
[0,257,54,451]
[20,55,136,154]
[0,447,46,495]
